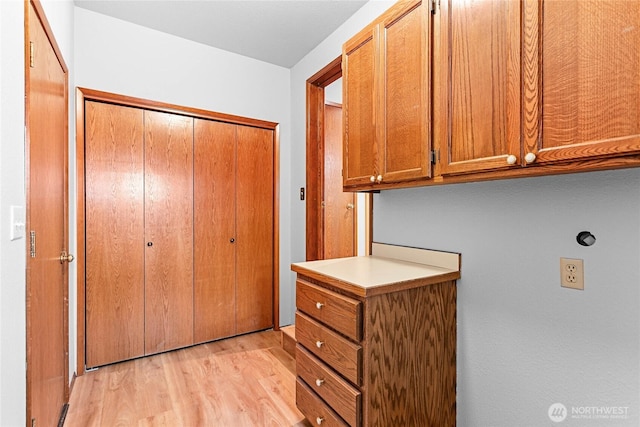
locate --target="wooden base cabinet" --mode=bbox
[292,247,458,427]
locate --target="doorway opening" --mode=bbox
[306,56,372,261]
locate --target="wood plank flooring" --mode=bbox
[65,331,311,426]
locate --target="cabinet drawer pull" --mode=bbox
[315,340,324,348]
[506,154,517,165]
[316,416,324,425]
[315,378,325,387]
[315,302,324,310]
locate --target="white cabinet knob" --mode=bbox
[370,175,375,182]
[315,378,325,387]
[316,417,324,425]
[524,152,536,164]
[315,340,324,348]
[506,154,517,165]
[376,174,383,183]
[315,302,324,310]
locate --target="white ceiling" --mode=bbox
[74,0,369,68]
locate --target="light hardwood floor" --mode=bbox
[65,331,311,426]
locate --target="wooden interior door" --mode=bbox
[236,126,274,334]
[323,103,355,259]
[85,101,145,367]
[194,119,237,343]
[144,111,194,354]
[26,1,69,425]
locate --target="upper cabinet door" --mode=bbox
[435,0,522,175]
[523,0,640,165]
[343,26,377,187]
[380,0,431,183]
[343,0,432,189]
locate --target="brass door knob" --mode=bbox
[60,251,75,263]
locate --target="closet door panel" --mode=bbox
[236,126,274,334]
[194,119,237,343]
[144,111,194,354]
[85,101,145,367]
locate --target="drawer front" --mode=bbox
[297,279,362,341]
[297,345,361,427]
[296,312,362,386]
[296,378,348,427]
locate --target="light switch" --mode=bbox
[10,205,25,241]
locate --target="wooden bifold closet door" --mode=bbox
[194,120,274,344]
[85,99,274,368]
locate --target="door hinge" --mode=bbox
[29,42,34,68]
[30,231,36,258]
[431,0,439,14]
[430,150,440,164]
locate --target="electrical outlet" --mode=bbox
[560,258,584,290]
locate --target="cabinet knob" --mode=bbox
[316,417,324,425]
[370,175,375,183]
[506,154,517,165]
[230,238,235,243]
[346,203,354,210]
[524,152,536,164]
[315,340,324,348]
[376,174,383,183]
[315,302,324,310]
[315,378,325,387]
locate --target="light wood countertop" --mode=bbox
[291,243,461,297]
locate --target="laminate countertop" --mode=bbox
[291,243,461,297]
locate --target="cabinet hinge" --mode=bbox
[29,42,34,68]
[431,0,439,14]
[430,150,440,164]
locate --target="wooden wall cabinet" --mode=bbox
[82,91,277,369]
[343,0,640,191]
[435,0,640,177]
[342,0,431,190]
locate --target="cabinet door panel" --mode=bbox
[85,101,145,367]
[437,0,522,174]
[144,111,194,354]
[194,119,237,343]
[529,0,640,163]
[343,28,378,187]
[236,126,274,334]
[381,0,431,182]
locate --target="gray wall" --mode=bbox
[373,169,639,426]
